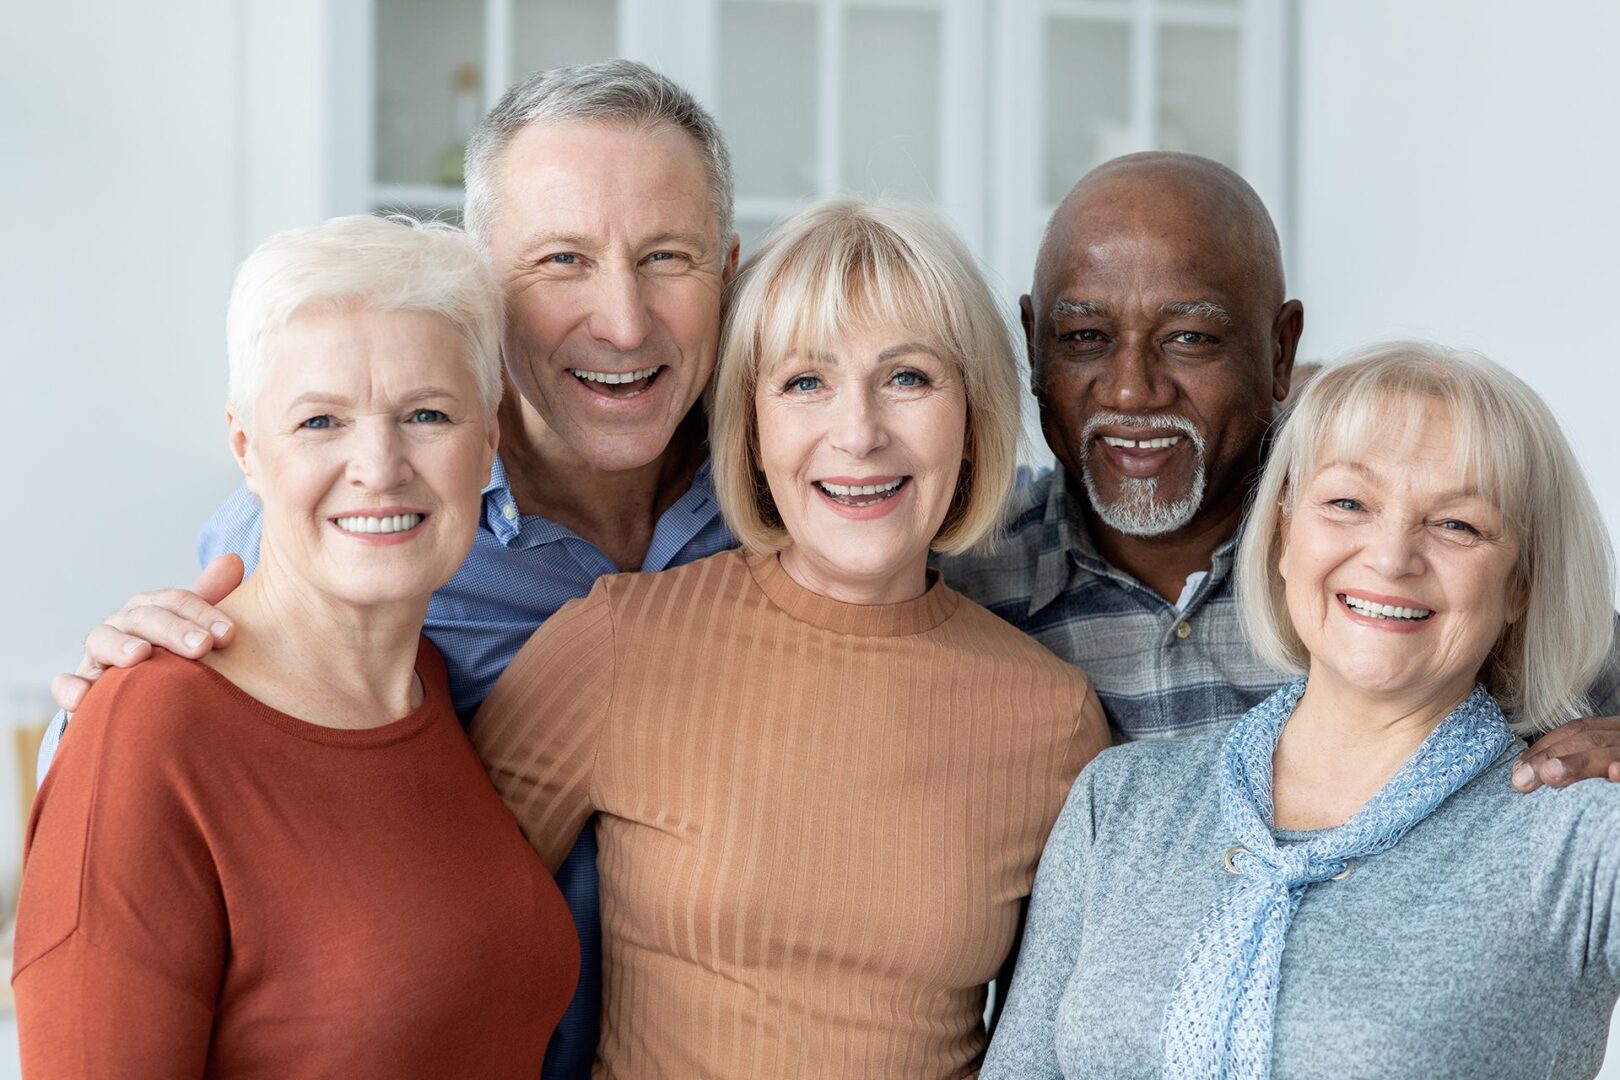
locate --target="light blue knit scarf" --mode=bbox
[1160,678,1515,1079]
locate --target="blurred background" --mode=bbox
[3,0,1619,1072]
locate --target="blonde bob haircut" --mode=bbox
[1235,340,1614,733]
[711,198,1023,557]
[226,215,504,428]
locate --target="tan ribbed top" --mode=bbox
[472,549,1109,1079]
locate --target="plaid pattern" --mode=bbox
[942,470,1313,742]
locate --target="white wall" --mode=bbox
[1,1,246,878]
[1293,3,1620,1072]
[1293,0,1620,556]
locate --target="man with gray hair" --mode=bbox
[44,59,741,1079]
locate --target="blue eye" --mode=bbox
[300,415,333,430]
[786,375,821,393]
[892,369,931,388]
[1437,519,1481,536]
[1328,498,1363,512]
[408,409,449,423]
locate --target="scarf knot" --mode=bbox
[1160,680,1514,1080]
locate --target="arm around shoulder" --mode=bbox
[470,579,619,872]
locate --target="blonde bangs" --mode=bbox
[711,198,1023,558]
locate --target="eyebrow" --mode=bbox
[777,342,941,369]
[516,229,715,260]
[1050,299,1109,320]
[1159,300,1234,325]
[285,386,464,410]
[1315,459,1487,502]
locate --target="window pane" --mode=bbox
[841,6,940,200]
[513,0,618,81]
[719,1,819,201]
[1043,18,1133,205]
[375,0,483,186]
[1156,24,1240,168]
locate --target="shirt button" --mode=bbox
[1175,621,1192,639]
[503,504,518,521]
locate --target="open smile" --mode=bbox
[330,509,428,545]
[1089,429,1191,477]
[569,365,665,398]
[1337,591,1434,628]
[810,476,911,520]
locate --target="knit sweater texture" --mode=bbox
[472,548,1109,1079]
[984,725,1620,1079]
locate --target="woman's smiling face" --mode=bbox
[754,324,968,605]
[1280,400,1524,709]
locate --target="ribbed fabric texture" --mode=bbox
[472,549,1109,1080]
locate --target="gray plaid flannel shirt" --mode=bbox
[938,470,1620,741]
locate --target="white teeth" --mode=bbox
[571,366,661,385]
[1101,435,1183,449]
[335,514,423,535]
[818,478,904,497]
[1341,595,1433,621]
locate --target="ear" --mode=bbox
[722,232,741,284]
[1272,299,1305,403]
[482,407,501,474]
[1505,574,1530,626]
[1020,294,1038,392]
[226,402,258,497]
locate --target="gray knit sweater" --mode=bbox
[983,729,1620,1079]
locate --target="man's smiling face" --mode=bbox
[1027,157,1299,540]
[487,120,734,471]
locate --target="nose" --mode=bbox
[346,419,414,492]
[827,385,888,459]
[1093,336,1176,412]
[1362,516,1425,580]
[585,259,654,352]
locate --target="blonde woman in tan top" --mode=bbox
[472,198,1111,1079]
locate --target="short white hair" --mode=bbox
[226,215,504,426]
[1235,340,1614,732]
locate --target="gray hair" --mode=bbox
[464,59,735,249]
[1235,340,1615,733]
[226,215,505,427]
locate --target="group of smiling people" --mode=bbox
[14,60,1620,1080]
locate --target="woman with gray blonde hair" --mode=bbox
[986,341,1620,1078]
[14,215,578,1078]
[473,197,1110,1078]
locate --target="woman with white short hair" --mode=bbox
[13,216,578,1078]
[985,341,1620,1078]
[472,197,1111,1077]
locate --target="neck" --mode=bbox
[206,546,427,726]
[776,546,930,606]
[1271,669,1475,830]
[497,392,707,571]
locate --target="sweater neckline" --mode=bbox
[745,551,959,636]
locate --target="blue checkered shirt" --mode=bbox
[939,470,1620,741]
[41,453,734,1080]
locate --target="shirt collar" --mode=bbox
[1026,470,1244,618]
[480,453,721,553]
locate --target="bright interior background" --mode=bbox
[4,0,1619,1073]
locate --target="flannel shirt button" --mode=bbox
[503,504,519,521]
[1175,621,1192,639]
